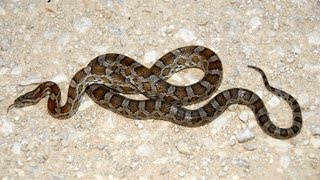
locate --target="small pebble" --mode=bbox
[96,144,106,150]
[176,141,190,155]
[11,142,21,154]
[236,128,255,143]
[280,156,290,169]
[78,99,94,111]
[0,37,11,51]
[50,73,68,83]
[135,144,153,157]
[65,155,74,163]
[73,17,93,33]
[310,138,320,149]
[231,158,250,168]
[0,6,6,15]
[243,142,257,151]
[310,125,320,136]
[178,172,186,177]
[57,32,70,50]
[267,96,280,109]
[175,28,196,42]
[307,31,320,45]
[144,50,159,64]
[10,66,22,75]
[19,76,42,86]
[238,111,250,122]
[0,117,14,137]
[248,16,261,32]
[211,115,230,134]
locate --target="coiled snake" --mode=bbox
[9,46,302,139]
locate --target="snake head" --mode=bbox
[7,91,40,113]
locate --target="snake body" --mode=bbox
[10,46,302,139]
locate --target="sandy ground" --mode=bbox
[1,0,319,179]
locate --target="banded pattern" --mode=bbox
[9,46,302,139]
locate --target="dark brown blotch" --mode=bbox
[61,103,72,114]
[198,48,215,60]
[128,100,139,113]
[294,116,302,123]
[91,64,105,75]
[159,102,171,115]
[174,86,188,99]
[208,60,222,70]
[191,83,206,96]
[291,125,300,133]
[258,114,269,126]
[280,129,288,137]
[67,87,77,100]
[120,57,135,66]
[174,109,185,121]
[203,74,220,85]
[110,94,125,109]
[150,65,162,76]
[203,104,216,117]
[134,66,152,78]
[252,99,265,113]
[267,124,276,134]
[73,70,86,83]
[160,52,175,65]
[145,100,155,113]
[92,87,107,101]
[215,93,227,106]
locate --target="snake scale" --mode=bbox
[9,46,302,139]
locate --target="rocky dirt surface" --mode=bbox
[1,0,319,179]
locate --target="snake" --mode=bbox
[8,46,302,139]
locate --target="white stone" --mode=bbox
[231,158,249,168]
[238,111,250,122]
[0,117,14,137]
[19,76,42,85]
[66,155,74,163]
[78,99,94,111]
[102,113,117,129]
[0,37,11,51]
[280,156,290,169]
[267,96,280,108]
[249,17,261,31]
[0,6,6,15]
[310,125,320,136]
[144,50,159,64]
[92,45,108,54]
[73,17,93,33]
[44,30,56,40]
[243,142,257,151]
[310,138,320,149]
[176,141,190,155]
[50,73,68,83]
[236,128,255,143]
[135,144,153,157]
[57,32,70,50]
[175,28,196,42]
[10,66,22,75]
[265,139,290,153]
[11,142,21,154]
[307,31,320,45]
[0,67,9,75]
[210,114,230,134]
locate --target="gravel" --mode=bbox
[1,0,319,179]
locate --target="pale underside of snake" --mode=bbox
[9,46,302,139]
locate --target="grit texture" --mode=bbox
[0,0,319,179]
